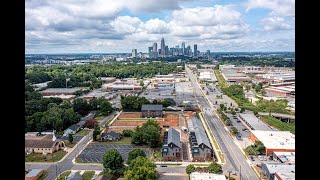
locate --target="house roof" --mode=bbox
[141,104,163,111]
[81,112,95,121]
[66,172,83,180]
[25,169,43,177]
[191,117,212,149]
[95,174,117,180]
[166,128,181,148]
[25,134,61,149]
[76,121,85,126]
[102,131,121,139]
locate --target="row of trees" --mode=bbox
[102,148,156,179]
[245,141,266,155]
[25,63,183,84]
[186,162,223,174]
[120,96,175,111]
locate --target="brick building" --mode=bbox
[141,104,163,118]
[162,128,181,161]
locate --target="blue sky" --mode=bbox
[25,0,295,53]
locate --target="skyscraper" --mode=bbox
[148,47,153,58]
[165,45,169,56]
[132,49,137,57]
[194,44,197,57]
[153,42,158,58]
[187,45,191,56]
[181,42,185,55]
[160,37,166,57]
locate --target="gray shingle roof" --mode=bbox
[167,128,181,148]
[102,131,121,139]
[141,104,163,111]
[68,124,80,131]
[66,172,83,180]
[191,116,212,149]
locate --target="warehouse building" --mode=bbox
[249,130,295,156]
[102,83,142,91]
[40,87,88,96]
[220,65,251,84]
[264,85,295,97]
[198,71,217,83]
[162,128,181,161]
[238,113,272,131]
[261,163,295,180]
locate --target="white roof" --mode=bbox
[43,94,76,99]
[239,113,272,131]
[190,172,226,180]
[251,130,295,150]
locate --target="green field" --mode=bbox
[25,150,67,162]
[82,171,95,180]
[74,129,89,136]
[57,171,71,180]
[259,115,295,134]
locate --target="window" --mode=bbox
[173,153,174,155]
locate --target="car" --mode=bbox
[236,119,241,123]
[242,128,248,131]
[160,165,167,167]
[236,136,242,140]
[250,156,255,161]
[258,156,264,161]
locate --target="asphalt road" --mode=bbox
[186,66,258,180]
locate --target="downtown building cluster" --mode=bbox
[146,37,202,58]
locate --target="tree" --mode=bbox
[231,110,236,115]
[100,100,113,115]
[219,104,224,110]
[93,124,100,141]
[131,120,161,147]
[127,149,146,164]
[240,107,245,113]
[124,157,156,180]
[122,129,134,137]
[186,164,196,174]
[208,162,222,174]
[73,98,91,116]
[120,96,150,111]
[230,127,239,135]
[85,119,98,129]
[102,149,124,174]
[224,119,232,126]
[139,80,144,86]
[68,133,73,144]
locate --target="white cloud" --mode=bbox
[110,16,142,34]
[261,17,293,31]
[142,19,170,34]
[246,0,295,17]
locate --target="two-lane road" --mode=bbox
[186,66,258,180]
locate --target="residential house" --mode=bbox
[162,128,181,161]
[101,131,121,141]
[188,117,213,161]
[25,133,66,154]
[25,169,44,180]
[63,124,81,136]
[141,104,163,118]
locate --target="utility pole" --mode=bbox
[240,165,242,180]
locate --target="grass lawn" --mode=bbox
[25,150,67,162]
[37,170,48,180]
[214,69,228,89]
[74,129,89,136]
[57,171,71,180]
[95,115,105,121]
[93,137,133,145]
[82,171,95,180]
[260,115,295,134]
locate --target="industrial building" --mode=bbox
[238,113,272,131]
[31,81,51,90]
[272,152,295,164]
[261,163,295,180]
[162,128,181,161]
[40,87,87,96]
[249,130,295,156]
[257,72,295,84]
[198,70,217,83]
[188,116,213,162]
[219,65,251,83]
[102,83,142,91]
[42,94,76,101]
[264,85,295,97]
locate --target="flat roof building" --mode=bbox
[249,130,295,156]
[238,113,272,131]
[102,83,142,91]
[40,87,88,96]
[198,71,217,82]
[261,163,295,180]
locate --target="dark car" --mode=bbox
[250,156,255,161]
[160,165,167,167]
[236,136,242,140]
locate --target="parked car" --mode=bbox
[236,136,242,140]
[258,156,264,161]
[160,165,167,167]
[250,156,255,161]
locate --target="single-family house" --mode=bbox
[63,124,80,136]
[101,131,121,141]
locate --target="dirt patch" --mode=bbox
[112,120,164,127]
[184,111,195,118]
[118,112,142,118]
[163,113,179,127]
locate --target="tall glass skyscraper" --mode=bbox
[182,42,185,55]
[160,37,166,57]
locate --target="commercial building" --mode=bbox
[264,85,295,97]
[162,128,181,161]
[238,113,272,131]
[258,72,295,84]
[261,163,295,180]
[102,83,142,91]
[272,152,295,164]
[141,104,163,118]
[40,87,87,96]
[161,37,166,57]
[193,44,197,57]
[31,81,51,90]
[188,116,213,161]
[25,169,44,180]
[99,77,116,83]
[42,94,76,101]
[219,65,251,83]
[25,133,66,154]
[198,71,217,83]
[190,172,226,180]
[274,172,296,180]
[249,130,295,156]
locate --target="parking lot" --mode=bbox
[57,135,83,142]
[77,144,150,163]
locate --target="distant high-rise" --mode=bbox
[187,45,191,56]
[132,49,137,57]
[165,45,169,56]
[153,42,158,58]
[160,37,166,57]
[148,47,153,58]
[182,42,185,55]
[194,44,197,57]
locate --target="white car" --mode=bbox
[258,156,264,161]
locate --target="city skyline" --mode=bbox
[26,0,295,54]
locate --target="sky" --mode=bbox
[25,0,295,54]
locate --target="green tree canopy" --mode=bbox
[127,149,146,164]
[208,162,223,174]
[124,157,156,180]
[102,149,124,173]
[186,164,196,174]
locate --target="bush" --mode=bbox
[122,130,134,137]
